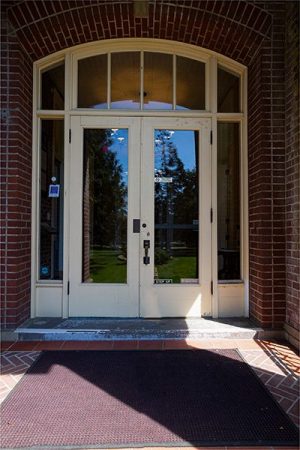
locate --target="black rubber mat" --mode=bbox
[1,350,299,448]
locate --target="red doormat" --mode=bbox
[1,350,298,448]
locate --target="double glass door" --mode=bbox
[69,116,211,317]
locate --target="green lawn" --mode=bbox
[89,249,127,283]
[155,256,197,283]
[89,248,197,284]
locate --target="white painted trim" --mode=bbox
[71,51,77,110]
[35,39,245,72]
[36,111,65,118]
[107,52,111,109]
[210,57,218,318]
[173,54,176,110]
[242,68,249,317]
[206,56,212,112]
[69,110,213,117]
[216,114,244,121]
[62,52,72,319]
[36,119,41,283]
[140,52,144,110]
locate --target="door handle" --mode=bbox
[143,240,150,265]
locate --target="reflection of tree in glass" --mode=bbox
[84,129,127,249]
[174,168,198,247]
[155,130,198,254]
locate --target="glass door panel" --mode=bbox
[82,128,128,283]
[154,130,199,284]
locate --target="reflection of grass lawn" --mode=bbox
[90,249,126,283]
[89,250,196,284]
[156,256,197,283]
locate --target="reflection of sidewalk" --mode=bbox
[1,339,299,444]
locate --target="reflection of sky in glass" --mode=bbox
[154,130,197,172]
[92,100,178,110]
[104,128,198,182]
[110,100,140,110]
[109,129,128,183]
[144,101,172,110]
[91,103,108,109]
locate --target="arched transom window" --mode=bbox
[39,41,242,113]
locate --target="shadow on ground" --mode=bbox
[1,347,299,449]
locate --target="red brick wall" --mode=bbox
[248,2,287,328]
[1,0,299,331]
[1,2,33,328]
[284,1,300,347]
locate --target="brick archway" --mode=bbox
[7,1,271,64]
[1,1,299,346]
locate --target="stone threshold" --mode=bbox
[4,317,285,342]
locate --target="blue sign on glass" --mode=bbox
[41,266,49,276]
[48,184,60,198]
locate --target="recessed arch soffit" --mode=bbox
[7,0,272,65]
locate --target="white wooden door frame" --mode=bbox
[68,115,212,318]
[140,117,212,317]
[69,116,141,317]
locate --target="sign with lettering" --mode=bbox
[154,279,173,284]
[154,177,173,183]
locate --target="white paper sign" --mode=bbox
[154,177,173,183]
[154,279,173,284]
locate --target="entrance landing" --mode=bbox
[16,317,267,341]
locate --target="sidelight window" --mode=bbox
[217,123,240,280]
[39,120,64,280]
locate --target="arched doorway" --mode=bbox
[33,39,247,318]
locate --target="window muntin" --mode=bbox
[41,62,65,110]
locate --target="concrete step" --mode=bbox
[14,317,277,341]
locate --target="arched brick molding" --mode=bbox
[1,1,299,342]
[6,1,272,64]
